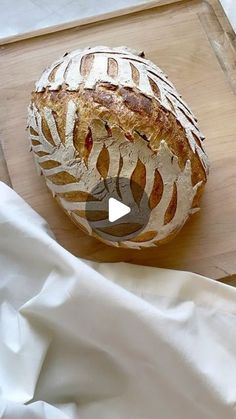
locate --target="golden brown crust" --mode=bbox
[29,47,209,248]
[31,80,207,210]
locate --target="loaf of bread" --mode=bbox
[28,46,209,248]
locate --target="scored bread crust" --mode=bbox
[28,46,209,248]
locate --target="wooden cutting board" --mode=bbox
[0,0,236,280]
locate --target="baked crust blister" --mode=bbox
[28,46,209,248]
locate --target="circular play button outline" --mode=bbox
[85,176,151,242]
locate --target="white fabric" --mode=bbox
[0,181,235,419]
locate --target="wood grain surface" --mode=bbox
[0,0,236,280]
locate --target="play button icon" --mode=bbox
[85,176,151,243]
[108,198,131,222]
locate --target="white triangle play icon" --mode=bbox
[108,197,131,222]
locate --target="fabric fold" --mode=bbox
[0,182,235,419]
